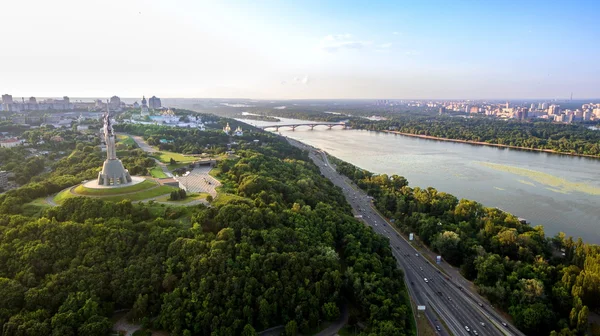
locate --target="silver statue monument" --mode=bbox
[97,104,132,186]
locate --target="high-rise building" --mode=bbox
[583,110,592,121]
[548,105,560,115]
[28,97,36,104]
[2,94,13,104]
[530,103,536,110]
[541,102,549,110]
[109,96,121,109]
[149,96,161,109]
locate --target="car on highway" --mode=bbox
[473,330,478,335]
[480,322,485,327]
[424,278,429,283]
[502,322,508,327]
[415,253,419,257]
[435,325,441,331]
[465,326,470,332]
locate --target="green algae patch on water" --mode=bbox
[517,179,536,187]
[478,162,600,196]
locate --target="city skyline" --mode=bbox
[1,0,599,99]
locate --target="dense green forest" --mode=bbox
[349,116,600,157]
[330,156,600,336]
[0,127,415,335]
[116,121,288,156]
[235,114,281,122]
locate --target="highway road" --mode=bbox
[287,138,524,336]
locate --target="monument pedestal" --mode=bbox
[97,159,132,186]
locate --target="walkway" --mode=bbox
[176,165,220,197]
[128,134,157,153]
[314,303,349,336]
[153,158,173,178]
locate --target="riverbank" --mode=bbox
[383,130,600,160]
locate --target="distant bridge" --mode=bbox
[259,122,348,131]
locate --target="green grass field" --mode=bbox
[99,185,178,202]
[73,179,157,196]
[154,192,209,204]
[53,188,74,204]
[22,198,52,216]
[116,134,137,148]
[152,151,196,164]
[149,166,168,178]
[54,184,178,204]
[212,193,250,207]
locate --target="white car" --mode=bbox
[424,278,429,283]
[465,326,470,332]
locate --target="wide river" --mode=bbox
[239,117,600,244]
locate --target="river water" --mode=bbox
[238,117,600,244]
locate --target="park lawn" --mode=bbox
[150,166,168,178]
[53,188,75,204]
[116,134,137,148]
[53,185,178,204]
[152,151,196,164]
[22,198,52,216]
[73,179,157,196]
[154,192,209,203]
[100,185,178,202]
[212,193,249,207]
[167,163,190,171]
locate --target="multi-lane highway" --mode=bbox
[288,138,523,336]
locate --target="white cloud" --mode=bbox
[404,50,421,56]
[320,34,369,52]
[379,43,392,48]
[392,31,400,35]
[282,75,309,86]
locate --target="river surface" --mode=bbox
[239,117,600,244]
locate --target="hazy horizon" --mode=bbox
[2,0,599,100]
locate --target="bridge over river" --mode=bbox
[258,122,347,131]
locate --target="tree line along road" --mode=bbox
[287,137,523,336]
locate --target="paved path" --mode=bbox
[176,165,220,197]
[128,134,157,153]
[314,303,349,336]
[153,158,173,178]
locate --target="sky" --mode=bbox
[1,0,599,99]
